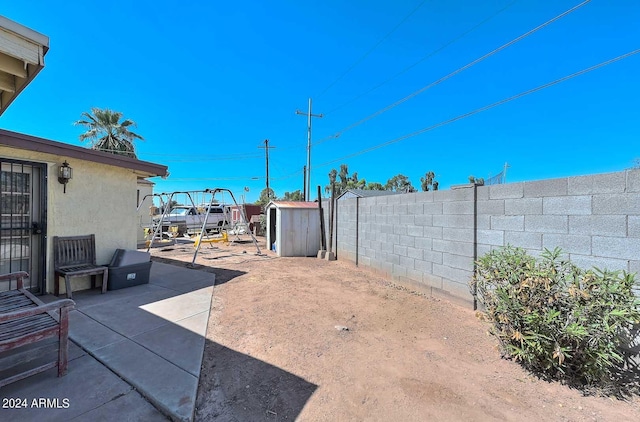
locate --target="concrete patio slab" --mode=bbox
[67,341,86,362]
[69,389,167,422]
[132,312,207,376]
[150,263,215,293]
[150,277,215,294]
[78,289,179,338]
[1,261,213,422]
[91,339,198,422]
[72,262,214,421]
[174,307,210,336]
[149,261,187,275]
[68,310,126,352]
[69,282,167,310]
[139,287,212,322]
[0,354,165,421]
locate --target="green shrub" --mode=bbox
[471,246,640,387]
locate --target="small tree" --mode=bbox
[255,188,275,206]
[327,164,386,195]
[365,182,385,190]
[281,190,303,201]
[386,174,416,192]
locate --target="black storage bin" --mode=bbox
[107,249,152,291]
[108,261,152,290]
[110,249,150,267]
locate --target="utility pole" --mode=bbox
[258,139,275,199]
[296,98,323,201]
[303,165,307,201]
[503,162,510,184]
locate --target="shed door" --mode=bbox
[0,160,46,293]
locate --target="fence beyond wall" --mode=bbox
[334,170,640,306]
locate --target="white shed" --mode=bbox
[266,201,322,257]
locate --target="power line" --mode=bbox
[270,168,306,181]
[323,0,519,116]
[142,153,262,159]
[163,176,264,181]
[167,169,306,182]
[135,150,264,163]
[315,48,640,169]
[139,152,263,159]
[147,156,263,163]
[314,0,591,147]
[316,0,428,99]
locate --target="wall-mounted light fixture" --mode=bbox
[58,161,73,193]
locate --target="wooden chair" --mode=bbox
[53,235,108,299]
[0,271,75,387]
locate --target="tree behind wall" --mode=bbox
[281,190,304,201]
[255,188,275,206]
[420,171,439,191]
[326,164,389,196]
[469,175,485,185]
[386,174,416,192]
[74,107,144,158]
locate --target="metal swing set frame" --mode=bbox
[137,188,262,264]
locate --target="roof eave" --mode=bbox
[0,16,50,116]
[0,128,168,177]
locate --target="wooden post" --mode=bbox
[318,186,326,250]
[355,196,359,266]
[317,186,327,257]
[328,183,335,254]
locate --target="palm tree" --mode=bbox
[326,168,338,195]
[74,108,144,158]
[421,171,436,191]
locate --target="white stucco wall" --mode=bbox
[136,181,154,244]
[1,145,142,293]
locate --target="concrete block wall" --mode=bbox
[336,186,477,303]
[335,198,357,262]
[477,170,640,275]
[334,169,640,306]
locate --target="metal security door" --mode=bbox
[0,160,46,293]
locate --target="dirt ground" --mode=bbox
[149,237,640,422]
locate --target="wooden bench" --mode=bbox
[0,271,75,387]
[54,234,109,299]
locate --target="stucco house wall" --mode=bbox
[0,128,167,296]
[0,144,145,293]
[136,179,155,245]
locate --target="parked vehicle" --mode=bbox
[152,205,228,237]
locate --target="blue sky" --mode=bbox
[1,0,639,202]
